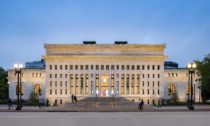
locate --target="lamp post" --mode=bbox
[187,62,196,110]
[14,64,23,110]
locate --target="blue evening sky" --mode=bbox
[0,0,210,69]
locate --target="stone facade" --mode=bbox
[7,43,201,105]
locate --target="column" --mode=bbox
[73,74,76,95]
[83,74,86,95]
[88,74,91,95]
[99,74,101,96]
[129,74,131,95]
[93,74,96,96]
[119,74,121,95]
[124,74,126,95]
[109,74,112,96]
[134,74,136,95]
[114,74,117,95]
[78,74,81,95]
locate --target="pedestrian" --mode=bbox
[39,99,42,109]
[8,99,12,110]
[138,101,142,111]
[71,94,74,103]
[74,95,78,103]
[141,99,144,110]
[46,99,49,107]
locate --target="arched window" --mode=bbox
[34,84,41,94]
[168,84,176,95]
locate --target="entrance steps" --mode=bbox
[55,97,154,112]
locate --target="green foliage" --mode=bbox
[195,54,210,102]
[28,91,39,106]
[0,67,8,101]
[171,93,179,103]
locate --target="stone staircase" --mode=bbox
[54,97,154,112]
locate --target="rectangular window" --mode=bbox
[60,65,62,70]
[106,65,109,70]
[126,65,130,70]
[65,81,67,87]
[86,65,89,70]
[60,89,62,95]
[152,81,155,87]
[96,65,99,70]
[55,89,57,95]
[91,65,94,70]
[147,65,150,70]
[50,81,52,87]
[131,65,135,70]
[152,65,155,70]
[142,89,144,94]
[147,81,149,87]
[158,74,160,78]
[65,65,68,70]
[157,65,160,70]
[116,65,119,70]
[55,65,57,70]
[147,89,149,94]
[142,81,144,86]
[158,89,160,94]
[70,65,73,70]
[55,81,57,87]
[158,81,160,87]
[137,65,140,70]
[65,74,67,78]
[101,65,104,70]
[49,65,52,70]
[111,65,114,70]
[49,74,52,78]
[65,89,67,94]
[80,65,83,70]
[121,65,124,70]
[153,74,155,78]
[75,65,78,70]
[147,74,150,78]
[60,74,62,78]
[50,89,52,95]
[55,74,57,78]
[142,74,145,78]
[142,65,145,70]
[60,81,62,87]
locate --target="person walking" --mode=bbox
[46,99,49,107]
[141,99,144,110]
[71,94,74,103]
[74,95,78,103]
[8,99,12,110]
[138,101,142,111]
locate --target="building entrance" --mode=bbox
[101,75,109,97]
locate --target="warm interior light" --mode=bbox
[103,78,106,82]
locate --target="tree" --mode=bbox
[0,67,8,101]
[195,54,210,102]
[28,91,39,106]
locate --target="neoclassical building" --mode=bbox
[7,42,201,105]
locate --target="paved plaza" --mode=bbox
[0,112,210,126]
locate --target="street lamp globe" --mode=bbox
[187,64,192,68]
[19,64,23,68]
[14,64,18,68]
[192,63,196,68]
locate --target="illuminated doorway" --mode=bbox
[101,75,109,97]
